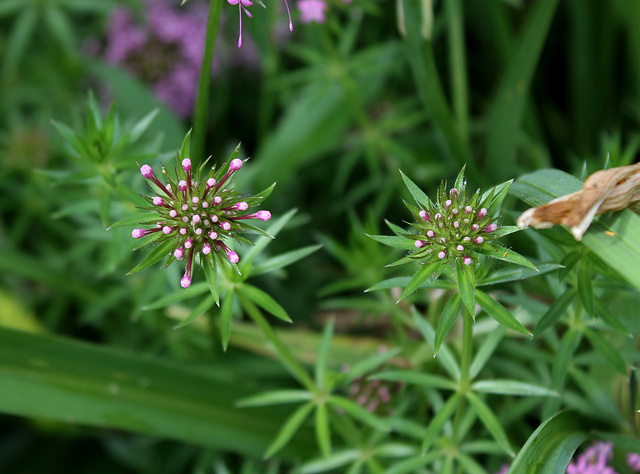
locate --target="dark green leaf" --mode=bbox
[398,261,444,302]
[456,260,476,317]
[534,288,576,336]
[128,239,175,274]
[476,290,531,335]
[434,293,461,354]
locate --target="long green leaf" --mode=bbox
[128,239,174,274]
[583,327,628,376]
[456,260,476,317]
[485,0,560,180]
[265,402,315,459]
[508,411,586,474]
[398,261,443,302]
[0,327,315,460]
[237,284,291,323]
[420,392,463,454]
[434,293,461,354]
[534,287,577,336]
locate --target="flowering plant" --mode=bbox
[120,132,274,290]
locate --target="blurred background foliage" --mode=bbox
[2,0,640,471]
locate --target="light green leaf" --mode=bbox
[456,260,476,317]
[399,169,433,207]
[478,263,562,286]
[328,396,388,432]
[366,234,415,250]
[237,284,291,323]
[107,212,159,230]
[398,261,444,302]
[466,392,514,456]
[373,371,456,391]
[315,403,332,458]
[471,380,559,397]
[316,319,334,388]
[476,290,531,335]
[219,292,235,351]
[237,390,312,407]
[534,288,576,336]
[412,309,460,381]
[469,325,506,379]
[252,245,323,276]
[174,294,216,329]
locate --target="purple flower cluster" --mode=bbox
[132,152,272,288]
[102,0,210,118]
[297,0,328,23]
[567,442,616,473]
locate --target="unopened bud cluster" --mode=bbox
[408,178,499,265]
[132,154,271,288]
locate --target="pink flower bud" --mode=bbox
[179,228,187,235]
[220,222,231,231]
[182,158,192,172]
[213,196,222,205]
[256,210,271,221]
[207,178,216,188]
[235,202,249,211]
[153,196,165,206]
[426,230,435,238]
[140,165,154,178]
[184,238,193,249]
[174,248,185,260]
[202,243,211,255]
[132,228,146,238]
[169,210,178,218]
[227,250,239,263]
[435,213,442,220]
[162,226,172,234]
[179,180,188,191]
[485,223,497,232]
[474,236,484,244]
[192,196,199,204]
[192,215,201,224]
[438,250,446,259]
[464,206,473,214]
[445,200,452,208]
[415,240,426,248]
[450,188,458,197]
[478,208,488,218]
[180,274,191,288]
[456,245,464,251]
[419,210,430,221]
[229,158,243,171]
[209,231,218,240]
[472,224,479,231]
[463,256,472,265]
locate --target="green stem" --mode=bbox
[445,0,469,141]
[452,303,474,440]
[240,296,315,391]
[192,0,223,162]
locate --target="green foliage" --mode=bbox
[3,0,640,472]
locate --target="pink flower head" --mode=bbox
[235,202,249,211]
[419,210,430,222]
[477,208,488,218]
[153,196,165,206]
[182,158,192,172]
[485,223,498,233]
[415,240,426,248]
[298,0,327,23]
[230,158,243,171]
[463,256,472,265]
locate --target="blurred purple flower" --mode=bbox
[297,0,327,23]
[566,442,616,474]
[629,452,640,471]
[103,0,211,118]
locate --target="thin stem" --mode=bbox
[451,303,474,441]
[240,295,315,391]
[445,0,469,141]
[192,0,224,162]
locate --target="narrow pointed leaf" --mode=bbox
[477,244,537,270]
[252,245,323,276]
[470,325,506,379]
[471,380,559,397]
[434,293,461,354]
[398,261,443,302]
[583,328,627,376]
[108,212,159,229]
[412,309,460,380]
[366,234,415,249]
[456,260,476,317]
[466,392,514,456]
[219,292,235,351]
[316,319,334,388]
[265,402,315,459]
[316,403,332,458]
[174,294,216,329]
[237,390,312,407]
[203,259,220,306]
[128,239,175,274]
[373,371,456,391]
[399,170,433,207]
[577,263,595,316]
[237,284,291,323]
[476,290,531,335]
[328,396,388,432]
[534,288,576,336]
[421,392,463,454]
